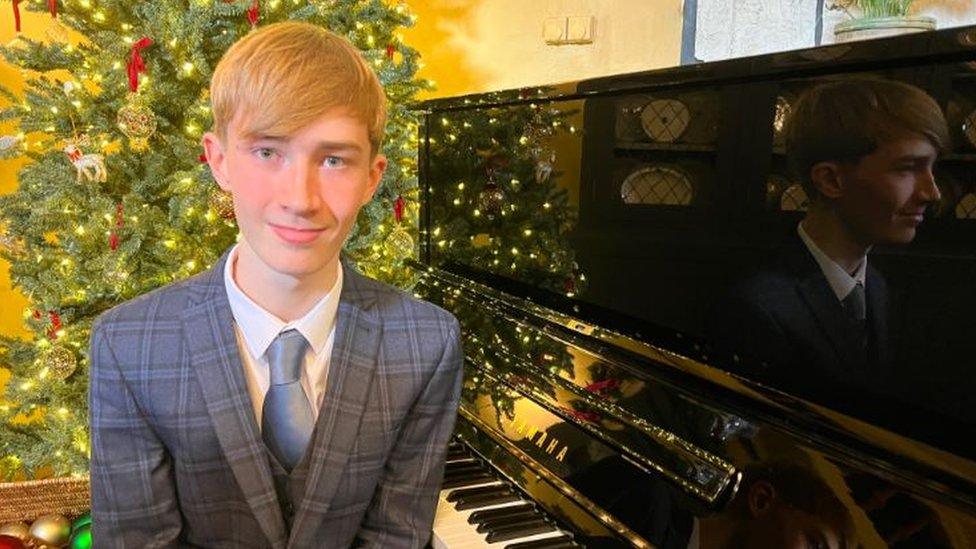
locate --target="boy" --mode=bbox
[711,78,947,395]
[89,22,463,548]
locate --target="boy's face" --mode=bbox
[833,132,940,246]
[202,108,386,282]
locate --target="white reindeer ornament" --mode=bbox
[63,144,107,183]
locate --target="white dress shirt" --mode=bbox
[223,243,343,431]
[797,222,866,302]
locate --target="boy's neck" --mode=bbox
[801,206,870,274]
[232,243,339,323]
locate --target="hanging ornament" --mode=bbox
[28,515,71,548]
[0,523,29,542]
[385,224,414,260]
[47,310,63,340]
[109,203,124,250]
[117,94,157,151]
[0,536,25,549]
[472,233,491,248]
[386,44,395,60]
[45,345,77,380]
[62,138,107,183]
[477,180,507,219]
[0,135,22,152]
[209,188,236,220]
[70,514,91,535]
[534,151,555,184]
[246,0,260,28]
[10,0,22,33]
[393,194,405,223]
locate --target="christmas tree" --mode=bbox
[0,0,429,481]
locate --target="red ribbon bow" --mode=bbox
[48,0,57,18]
[127,37,154,92]
[246,0,260,27]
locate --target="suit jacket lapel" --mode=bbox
[788,237,863,376]
[289,260,382,547]
[180,251,289,549]
[866,266,891,372]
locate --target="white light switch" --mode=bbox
[566,15,593,44]
[543,17,565,44]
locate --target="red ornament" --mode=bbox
[386,44,395,60]
[198,152,207,163]
[127,37,154,93]
[109,232,119,251]
[47,310,62,339]
[393,195,405,223]
[246,0,260,27]
[47,0,57,17]
[0,535,27,549]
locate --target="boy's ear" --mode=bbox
[202,132,231,192]
[361,153,388,207]
[809,161,846,200]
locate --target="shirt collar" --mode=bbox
[223,243,343,360]
[797,222,866,302]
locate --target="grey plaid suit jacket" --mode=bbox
[89,250,463,548]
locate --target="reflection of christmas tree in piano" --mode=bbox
[427,102,585,297]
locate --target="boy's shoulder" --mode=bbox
[346,267,458,330]
[94,268,211,329]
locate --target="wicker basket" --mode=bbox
[0,476,90,523]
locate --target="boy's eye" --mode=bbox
[323,156,345,168]
[254,147,276,160]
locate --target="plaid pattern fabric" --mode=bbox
[89,250,463,548]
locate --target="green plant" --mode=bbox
[829,0,915,18]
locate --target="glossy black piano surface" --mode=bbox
[415,26,976,549]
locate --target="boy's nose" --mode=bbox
[917,169,941,203]
[279,163,320,213]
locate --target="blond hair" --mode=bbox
[209,21,387,155]
[786,78,949,201]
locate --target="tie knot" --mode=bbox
[267,329,308,385]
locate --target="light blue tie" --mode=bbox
[262,329,314,472]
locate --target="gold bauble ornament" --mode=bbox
[116,94,157,151]
[46,19,69,44]
[28,515,70,547]
[0,522,30,541]
[45,345,77,380]
[208,189,236,220]
[385,225,414,260]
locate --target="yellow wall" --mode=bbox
[404,0,684,99]
[0,8,47,341]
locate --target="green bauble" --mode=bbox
[70,513,91,534]
[68,524,91,549]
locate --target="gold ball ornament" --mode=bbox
[45,19,69,44]
[385,225,414,260]
[0,523,30,542]
[477,182,507,219]
[45,345,78,380]
[28,515,70,548]
[208,189,236,220]
[117,95,157,151]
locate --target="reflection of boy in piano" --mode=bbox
[692,462,855,549]
[710,79,948,396]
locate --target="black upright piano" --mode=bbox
[416,26,976,548]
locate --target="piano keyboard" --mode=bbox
[432,443,580,549]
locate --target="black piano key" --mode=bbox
[477,510,544,533]
[455,491,521,511]
[441,472,495,489]
[468,502,535,524]
[447,483,509,502]
[444,462,485,476]
[504,535,576,549]
[485,518,556,543]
